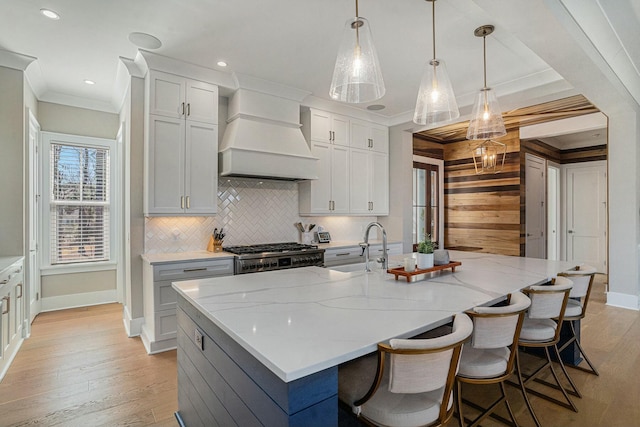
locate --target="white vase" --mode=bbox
[416,253,434,270]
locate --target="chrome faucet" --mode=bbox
[359,222,388,272]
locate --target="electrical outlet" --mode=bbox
[194,329,204,350]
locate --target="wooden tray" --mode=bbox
[387,261,462,282]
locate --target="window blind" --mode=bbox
[50,143,110,264]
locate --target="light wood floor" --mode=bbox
[1,275,638,426]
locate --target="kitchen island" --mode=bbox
[172,251,574,426]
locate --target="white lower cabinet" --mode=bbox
[323,243,402,267]
[0,258,25,381]
[142,257,234,354]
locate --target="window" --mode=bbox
[42,133,116,269]
[413,162,439,250]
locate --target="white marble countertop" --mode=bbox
[0,256,23,274]
[173,250,574,382]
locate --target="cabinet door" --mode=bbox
[370,151,389,215]
[331,145,350,214]
[349,148,371,214]
[350,120,370,150]
[185,122,218,215]
[370,125,389,154]
[150,71,186,119]
[147,116,186,215]
[309,142,332,213]
[186,80,219,124]
[11,280,23,341]
[1,290,9,356]
[332,114,350,147]
[310,110,332,143]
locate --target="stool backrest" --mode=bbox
[469,291,531,350]
[387,313,473,394]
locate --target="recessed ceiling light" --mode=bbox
[367,104,385,111]
[84,80,95,85]
[40,8,60,20]
[217,61,228,67]
[128,32,162,50]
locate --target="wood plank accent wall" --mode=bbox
[441,130,522,256]
[522,139,607,164]
[414,135,608,257]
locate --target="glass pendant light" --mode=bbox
[413,0,459,125]
[329,0,385,104]
[466,25,506,140]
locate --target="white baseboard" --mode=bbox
[123,305,144,337]
[41,289,118,312]
[606,292,640,311]
[140,325,176,355]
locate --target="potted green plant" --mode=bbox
[416,234,435,269]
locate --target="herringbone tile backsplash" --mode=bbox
[145,177,377,253]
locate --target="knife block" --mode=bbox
[207,236,223,252]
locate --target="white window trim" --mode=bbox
[40,132,118,275]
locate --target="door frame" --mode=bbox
[412,155,445,250]
[26,108,41,332]
[547,161,561,260]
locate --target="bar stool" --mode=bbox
[513,277,576,427]
[338,313,473,427]
[557,264,599,376]
[456,292,531,427]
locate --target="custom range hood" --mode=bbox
[219,89,318,181]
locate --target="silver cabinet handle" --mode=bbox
[568,230,574,234]
[181,102,185,116]
[187,103,191,117]
[2,296,9,315]
[181,196,185,209]
[186,196,190,209]
[183,267,207,273]
[335,253,351,257]
[16,283,22,299]
[0,279,7,285]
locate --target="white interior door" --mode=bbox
[27,110,41,326]
[565,162,607,271]
[525,154,546,258]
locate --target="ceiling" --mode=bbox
[1,0,637,139]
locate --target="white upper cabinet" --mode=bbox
[350,119,389,153]
[149,70,218,124]
[349,149,389,216]
[300,108,389,216]
[145,69,219,216]
[308,109,350,146]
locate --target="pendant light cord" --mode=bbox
[483,34,487,89]
[432,0,436,61]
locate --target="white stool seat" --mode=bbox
[564,298,583,318]
[520,318,557,342]
[458,346,510,379]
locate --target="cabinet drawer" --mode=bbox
[323,247,363,267]
[153,258,234,281]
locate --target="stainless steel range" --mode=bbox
[223,242,325,274]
